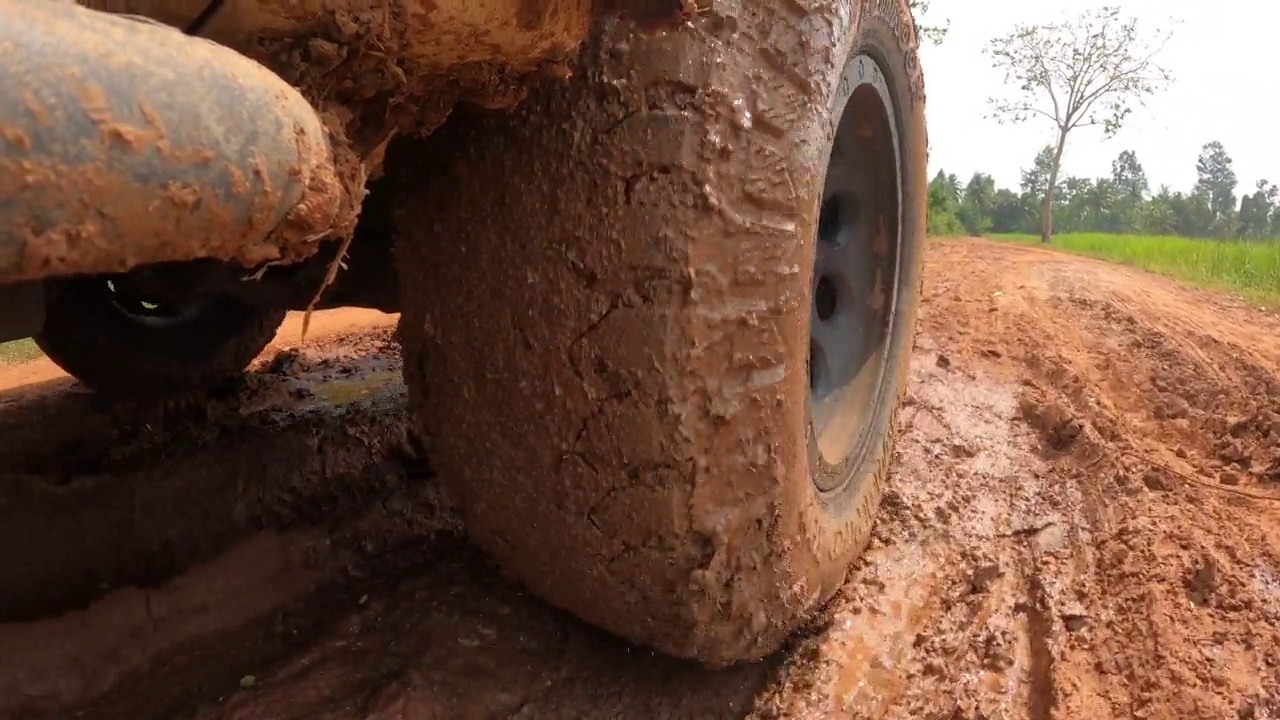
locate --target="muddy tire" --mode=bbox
[34,276,286,396]
[395,0,927,665]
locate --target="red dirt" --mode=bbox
[5,239,1280,718]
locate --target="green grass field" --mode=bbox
[0,338,42,364]
[988,232,1280,307]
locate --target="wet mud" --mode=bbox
[5,243,1280,718]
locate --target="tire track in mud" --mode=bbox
[878,239,1280,720]
[756,238,1280,719]
[9,242,1280,718]
[754,344,1069,719]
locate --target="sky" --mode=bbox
[918,0,1280,195]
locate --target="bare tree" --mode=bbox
[985,6,1173,243]
[908,0,949,45]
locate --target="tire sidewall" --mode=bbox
[782,0,929,610]
[388,0,929,666]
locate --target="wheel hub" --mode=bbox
[808,52,903,492]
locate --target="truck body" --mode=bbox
[0,0,930,686]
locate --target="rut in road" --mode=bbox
[5,240,1280,719]
[754,238,1280,719]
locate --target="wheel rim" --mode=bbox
[104,276,215,327]
[808,52,903,493]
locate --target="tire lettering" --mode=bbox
[864,0,926,108]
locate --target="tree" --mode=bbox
[1020,146,1055,198]
[989,189,1031,233]
[1194,141,1238,237]
[1110,150,1149,232]
[1142,185,1181,235]
[1087,178,1119,231]
[935,170,961,204]
[927,170,965,235]
[927,159,1280,242]
[1055,177,1087,231]
[1173,190,1214,238]
[958,172,997,235]
[1111,150,1149,199]
[1239,180,1277,240]
[908,0,949,44]
[985,6,1173,244]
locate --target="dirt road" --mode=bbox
[0,309,399,405]
[4,238,1280,719]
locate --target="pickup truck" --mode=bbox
[0,0,927,667]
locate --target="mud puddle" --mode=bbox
[0,322,440,719]
[755,346,1065,719]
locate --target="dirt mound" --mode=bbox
[6,241,1280,718]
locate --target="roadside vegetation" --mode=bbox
[926,140,1280,243]
[926,2,1278,309]
[988,233,1280,306]
[982,6,1173,244]
[0,339,42,365]
[926,132,1280,306]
